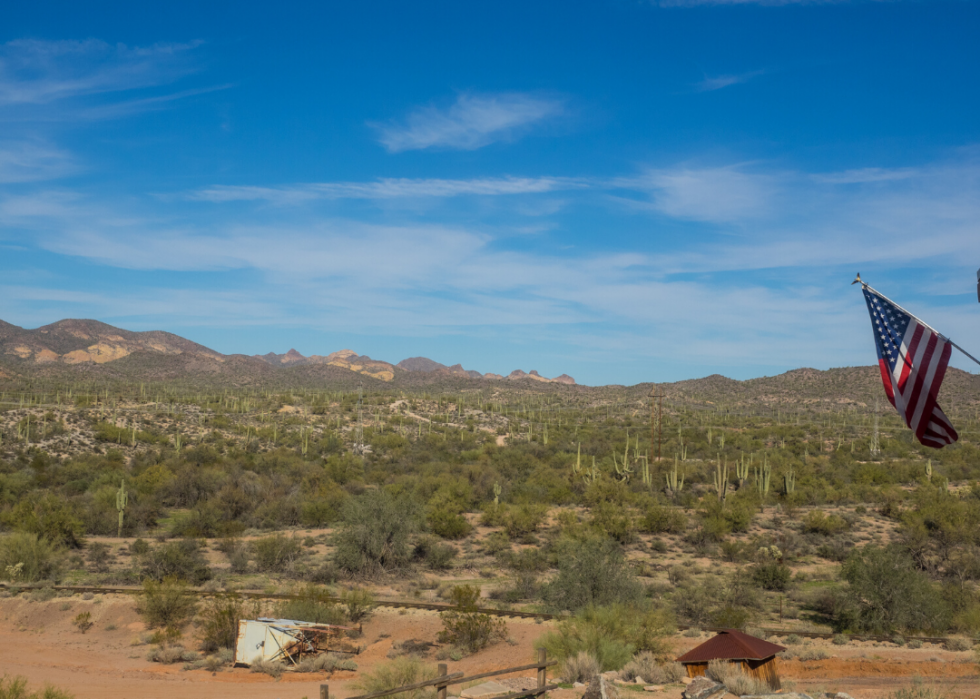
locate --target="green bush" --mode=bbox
[837,545,949,634]
[140,540,212,584]
[0,533,62,583]
[277,585,347,625]
[334,490,418,576]
[536,604,674,671]
[504,504,547,539]
[640,504,686,535]
[2,495,85,549]
[412,536,457,571]
[352,657,438,699]
[437,585,505,653]
[341,587,375,623]
[427,508,472,540]
[0,675,74,699]
[752,562,791,591]
[543,537,643,613]
[250,534,302,572]
[137,578,198,631]
[803,511,850,536]
[200,594,247,652]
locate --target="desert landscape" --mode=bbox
[1,320,979,699]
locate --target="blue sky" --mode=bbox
[2,1,979,386]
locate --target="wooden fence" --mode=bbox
[316,649,558,699]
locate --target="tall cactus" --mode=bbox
[116,479,128,538]
[755,454,772,497]
[784,469,796,495]
[714,456,729,504]
[736,454,749,488]
[493,482,502,505]
[572,443,582,476]
[666,454,685,496]
[925,460,933,483]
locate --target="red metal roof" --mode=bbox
[675,629,786,663]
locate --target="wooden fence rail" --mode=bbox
[321,649,558,699]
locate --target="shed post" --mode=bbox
[537,649,547,689]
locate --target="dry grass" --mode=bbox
[619,652,685,684]
[560,651,600,684]
[706,659,771,695]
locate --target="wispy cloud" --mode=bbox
[190,175,587,204]
[0,39,201,108]
[0,140,74,182]
[615,165,779,222]
[694,70,764,92]
[373,92,565,152]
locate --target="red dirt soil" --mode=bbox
[1,596,978,699]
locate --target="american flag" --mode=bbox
[862,287,958,448]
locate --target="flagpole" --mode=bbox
[852,273,980,368]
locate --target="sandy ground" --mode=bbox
[1,595,977,699]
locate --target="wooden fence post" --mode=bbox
[537,649,547,691]
[437,663,448,699]
[320,685,329,699]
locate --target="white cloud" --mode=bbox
[373,92,565,152]
[618,165,779,222]
[191,175,586,204]
[694,70,764,92]
[0,141,74,182]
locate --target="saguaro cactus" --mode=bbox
[116,479,128,538]
[666,455,685,496]
[755,454,772,497]
[784,469,796,495]
[736,455,749,488]
[493,482,502,505]
[925,460,933,483]
[714,457,729,504]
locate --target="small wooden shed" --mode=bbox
[675,629,786,690]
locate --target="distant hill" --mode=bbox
[0,319,575,387]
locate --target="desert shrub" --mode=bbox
[341,587,375,622]
[438,585,505,653]
[0,674,75,699]
[294,653,358,673]
[0,533,62,583]
[753,562,791,591]
[480,502,508,528]
[837,545,949,633]
[412,536,457,571]
[72,612,93,633]
[250,534,302,573]
[483,531,511,555]
[803,510,850,536]
[943,637,972,652]
[891,678,949,699]
[560,651,600,684]
[277,585,347,625]
[640,504,686,535]
[620,652,685,684]
[140,540,212,584]
[86,542,111,573]
[543,537,643,612]
[146,644,198,664]
[590,502,637,545]
[427,507,472,540]
[136,578,198,631]
[504,504,547,539]
[200,594,247,652]
[537,604,674,671]
[334,490,418,576]
[832,634,849,645]
[183,649,234,672]
[2,495,85,549]
[249,658,285,678]
[797,648,829,661]
[706,659,771,694]
[130,538,150,555]
[908,639,923,649]
[352,657,438,699]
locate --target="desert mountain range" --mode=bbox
[0,319,575,385]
